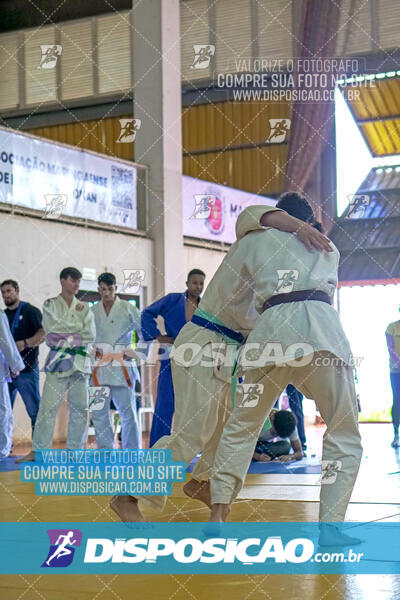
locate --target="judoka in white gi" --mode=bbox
[109,203,332,522]
[18,267,96,462]
[0,310,24,459]
[90,272,141,449]
[207,194,363,545]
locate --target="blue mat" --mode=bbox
[0,456,23,472]
[187,455,321,475]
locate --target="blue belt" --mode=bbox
[191,314,244,345]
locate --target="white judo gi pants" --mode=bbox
[32,371,89,450]
[210,351,363,522]
[91,385,140,449]
[138,338,232,514]
[0,380,13,459]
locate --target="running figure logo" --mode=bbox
[37,45,62,69]
[275,269,299,294]
[89,386,110,411]
[266,119,291,143]
[190,195,216,219]
[121,269,145,293]
[42,529,82,568]
[346,194,370,218]
[191,44,215,69]
[238,383,264,408]
[44,194,67,219]
[116,119,141,143]
[320,460,342,484]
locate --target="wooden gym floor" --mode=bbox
[1,423,400,600]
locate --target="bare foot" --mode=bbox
[110,495,145,523]
[183,479,211,508]
[319,524,362,548]
[209,502,230,523]
[203,503,231,537]
[16,451,35,464]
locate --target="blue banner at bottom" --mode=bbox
[0,522,399,574]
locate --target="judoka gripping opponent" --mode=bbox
[110,203,332,522]
[207,194,363,545]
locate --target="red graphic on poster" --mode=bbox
[207,196,224,235]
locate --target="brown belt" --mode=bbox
[262,289,331,312]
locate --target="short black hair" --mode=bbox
[0,279,19,290]
[59,267,82,281]
[276,192,314,223]
[187,269,206,280]
[98,272,116,286]
[273,410,297,438]
[313,220,324,233]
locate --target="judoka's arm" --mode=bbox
[78,307,96,345]
[0,312,24,374]
[275,439,304,462]
[141,295,174,342]
[128,304,142,339]
[260,211,332,252]
[23,307,45,349]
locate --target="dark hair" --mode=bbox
[59,267,82,281]
[0,279,19,291]
[273,410,297,438]
[187,269,206,280]
[276,192,314,223]
[98,272,116,286]
[313,220,324,233]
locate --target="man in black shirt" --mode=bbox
[1,280,44,435]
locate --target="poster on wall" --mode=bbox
[0,127,137,228]
[182,175,276,243]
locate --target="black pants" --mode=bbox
[255,439,291,458]
[286,384,306,448]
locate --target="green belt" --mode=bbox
[48,346,90,372]
[193,308,242,407]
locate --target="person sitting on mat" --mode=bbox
[253,409,304,463]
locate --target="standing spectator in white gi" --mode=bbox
[91,272,142,449]
[18,267,96,462]
[0,310,24,459]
